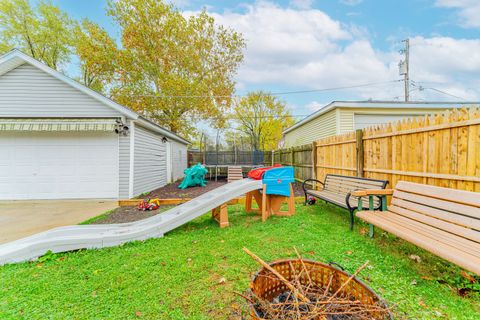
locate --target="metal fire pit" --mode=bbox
[248,259,393,319]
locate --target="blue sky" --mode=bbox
[45,0,480,119]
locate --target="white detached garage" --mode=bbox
[0,50,189,200]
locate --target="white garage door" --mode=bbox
[0,132,119,200]
[354,114,420,130]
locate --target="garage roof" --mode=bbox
[0,49,189,145]
[283,100,479,134]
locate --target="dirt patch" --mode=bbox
[91,205,174,224]
[89,180,305,225]
[144,179,305,199]
[145,179,228,199]
[291,182,305,197]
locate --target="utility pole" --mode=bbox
[399,38,410,102]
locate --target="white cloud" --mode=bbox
[305,101,325,111]
[406,36,480,100]
[339,0,363,6]
[435,0,480,28]
[209,2,395,92]
[201,2,480,105]
[289,0,314,10]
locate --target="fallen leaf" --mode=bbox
[218,277,226,284]
[410,279,417,286]
[460,271,477,283]
[418,299,427,308]
[346,251,353,255]
[409,254,422,263]
[135,311,142,317]
[359,228,368,235]
[421,276,433,280]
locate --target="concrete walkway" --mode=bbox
[0,200,118,244]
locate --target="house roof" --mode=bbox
[0,49,189,145]
[283,100,479,134]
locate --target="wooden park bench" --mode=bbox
[302,174,389,230]
[353,181,480,275]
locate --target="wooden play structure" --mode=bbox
[227,166,244,183]
[212,167,296,228]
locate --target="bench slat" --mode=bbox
[393,190,480,220]
[326,174,387,185]
[377,211,480,258]
[357,211,480,275]
[391,198,480,231]
[389,205,480,243]
[307,189,380,209]
[326,189,381,205]
[396,181,480,208]
[325,179,386,190]
[307,190,348,208]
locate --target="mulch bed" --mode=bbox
[145,179,228,199]
[90,179,306,224]
[91,205,174,224]
[145,179,305,199]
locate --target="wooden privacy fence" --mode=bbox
[315,107,480,192]
[270,144,314,181]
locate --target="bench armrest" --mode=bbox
[302,179,324,192]
[351,189,394,197]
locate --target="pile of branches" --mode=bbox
[241,248,392,320]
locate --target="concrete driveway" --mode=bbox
[0,200,118,244]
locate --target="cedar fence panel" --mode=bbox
[314,107,480,192]
[315,132,357,180]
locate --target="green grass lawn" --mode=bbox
[0,204,479,319]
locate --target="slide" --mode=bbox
[0,178,263,265]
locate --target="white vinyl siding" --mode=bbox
[171,140,187,181]
[132,125,167,196]
[284,109,337,147]
[118,126,131,199]
[338,107,447,134]
[0,63,121,118]
[354,114,420,130]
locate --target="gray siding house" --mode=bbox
[0,49,188,200]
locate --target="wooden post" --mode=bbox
[311,141,317,180]
[356,129,364,177]
[212,203,229,228]
[271,150,274,166]
[290,147,295,166]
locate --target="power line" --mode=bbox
[118,80,403,99]
[425,87,467,101]
[150,114,310,121]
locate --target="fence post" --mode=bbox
[271,150,274,166]
[311,141,317,180]
[290,147,295,166]
[356,129,364,177]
